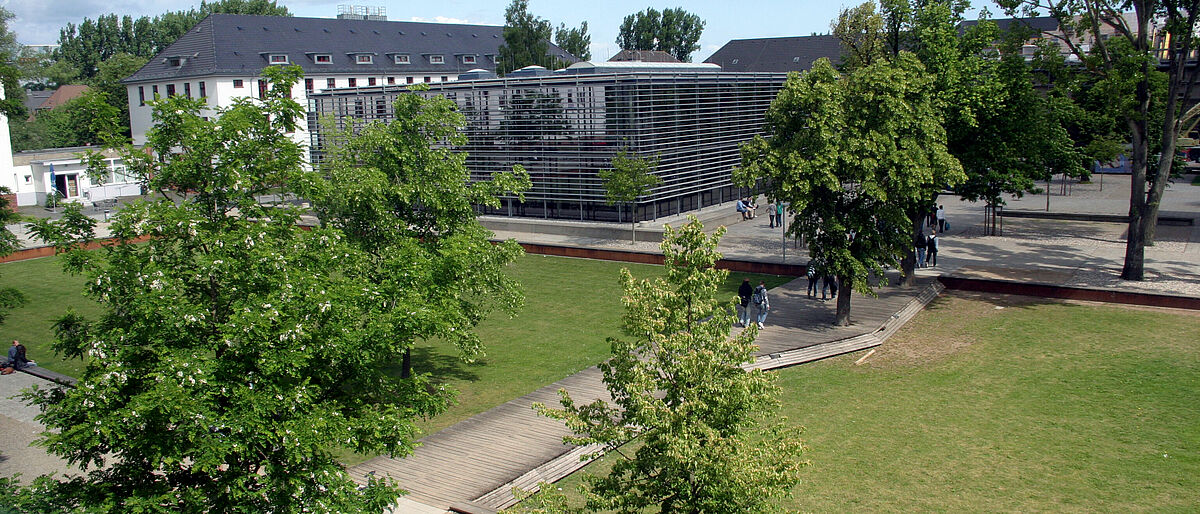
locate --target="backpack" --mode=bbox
[752,287,766,306]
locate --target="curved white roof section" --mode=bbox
[565,61,723,74]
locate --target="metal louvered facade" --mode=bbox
[307,71,787,221]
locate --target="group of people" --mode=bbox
[736,278,771,328]
[805,262,839,301]
[916,204,948,268]
[735,197,758,220]
[3,339,32,374]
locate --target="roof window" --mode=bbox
[314,54,332,64]
[394,54,410,64]
[356,54,374,64]
[462,55,477,64]
[268,54,289,64]
[430,55,445,64]
[166,57,184,67]
[731,58,739,64]
[792,57,801,63]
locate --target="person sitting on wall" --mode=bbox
[7,340,30,370]
[736,198,748,220]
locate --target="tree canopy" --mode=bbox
[598,149,660,242]
[737,55,963,325]
[537,217,806,512]
[15,66,440,511]
[615,7,705,62]
[498,0,555,74]
[555,21,591,61]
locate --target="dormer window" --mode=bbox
[394,54,411,65]
[314,54,332,64]
[268,54,289,64]
[731,58,739,64]
[430,55,445,64]
[166,56,185,67]
[356,54,374,64]
[462,55,477,64]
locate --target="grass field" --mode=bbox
[546,293,1200,511]
[0,251,792,441]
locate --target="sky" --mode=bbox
[3,0,1002,62]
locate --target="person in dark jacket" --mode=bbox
[822,273,838,301]
[737,278,753,327]
[7,340,30,370]
[915,231,927,268]
[806,261,819,297]
[926,231,939,267]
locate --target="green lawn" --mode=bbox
[0,252,792,442]
[546,294,1200,511]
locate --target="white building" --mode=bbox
[123,13,578,148]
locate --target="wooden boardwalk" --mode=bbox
[350,272,939,513]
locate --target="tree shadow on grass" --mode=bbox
[394,345,481,384]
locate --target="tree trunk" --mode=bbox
[1121,1,1156,281]
[400,349,412,379]
[834,276,852,326]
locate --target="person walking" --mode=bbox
[736,198,748,220]
[737,278,753,327]
[752,281,770,328]
[767,200,777,228]
[926,231,939,267]
[776,202,785,227]
[915,231,927,268]
[822,273,838,301]
[936,205,946,232]
[806,261,819,297]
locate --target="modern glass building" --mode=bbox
[307,62,787,221]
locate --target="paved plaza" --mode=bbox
[1,171,1197,512]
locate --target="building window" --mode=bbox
[356,54,373,64]
[199,81,206,98]
[184,82,191,98]
[167,57,183,67]
[152,85,159,98]
[387,76,395,85]
[327,78,336,89]
[269,54,289,64]
[258,80,268,99]
[463,55,477,64]
[440,76,448,82]
[424,76,431,83]
[348,78,357,87]
[233,79,244,88]
[406,77,414,84]
[429,55,444,64]
[394,54,410,64]
[305,78,313,92]
[166,84,176,97]
[138,86,145,106]
[314,54,332,64]
[368,77,377,86]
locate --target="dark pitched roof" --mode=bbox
[959,15,1060,34]
[124,14,578,83]
[704,35,842,73]
[608,49,680,62]
[22,90,53,112]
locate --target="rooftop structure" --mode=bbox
[704,34,842,73]
[122,13,577,146]
[308,64,786,221]
[608,49,680,62]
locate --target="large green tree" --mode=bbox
[556,21,592,61]
[615,7,705,62]
[598,149,660,243]
[737,55,963,325]
[16,66,420,511]
[0,188,26,326]
[537,217,806,512]
[0,7,26,118]
[11,89,122,151]
[310,86,531,381]
[997,0,1200,280]
[498,0,554,74]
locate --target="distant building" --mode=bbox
[26,85,89,121]
[608,49,680,63]
[122,13,578,147]
[308,61,785,221]
[704,35,842,73]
